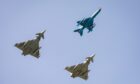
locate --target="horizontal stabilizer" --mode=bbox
[74,29,84,36]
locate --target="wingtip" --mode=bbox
[65,67,68,70]
[14,43,17,47]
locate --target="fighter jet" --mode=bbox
[65,54,95,80]
[74,8,101,36]
[15,30,46,58]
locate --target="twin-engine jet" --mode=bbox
[65,54,95,80]
[15,30,46,58]
[74,8,101,36]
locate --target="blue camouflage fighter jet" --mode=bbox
[74,8,101,36]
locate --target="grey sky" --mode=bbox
[0,0,140,84]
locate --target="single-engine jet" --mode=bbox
[65,54,95,80]
[74,8,101,36]
[15,30,46,58]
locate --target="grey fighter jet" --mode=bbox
[15,30,46,58]
[74,8,101,36]
[65,54,95,80]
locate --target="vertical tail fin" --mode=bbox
[74,28,84,36]
[86,54,95,63]
[90,54,95,62]
[36,30,46,39]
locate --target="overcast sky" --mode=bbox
[0,0,140,84]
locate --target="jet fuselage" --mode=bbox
[74,8,101,36]
[77,17,94,29]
